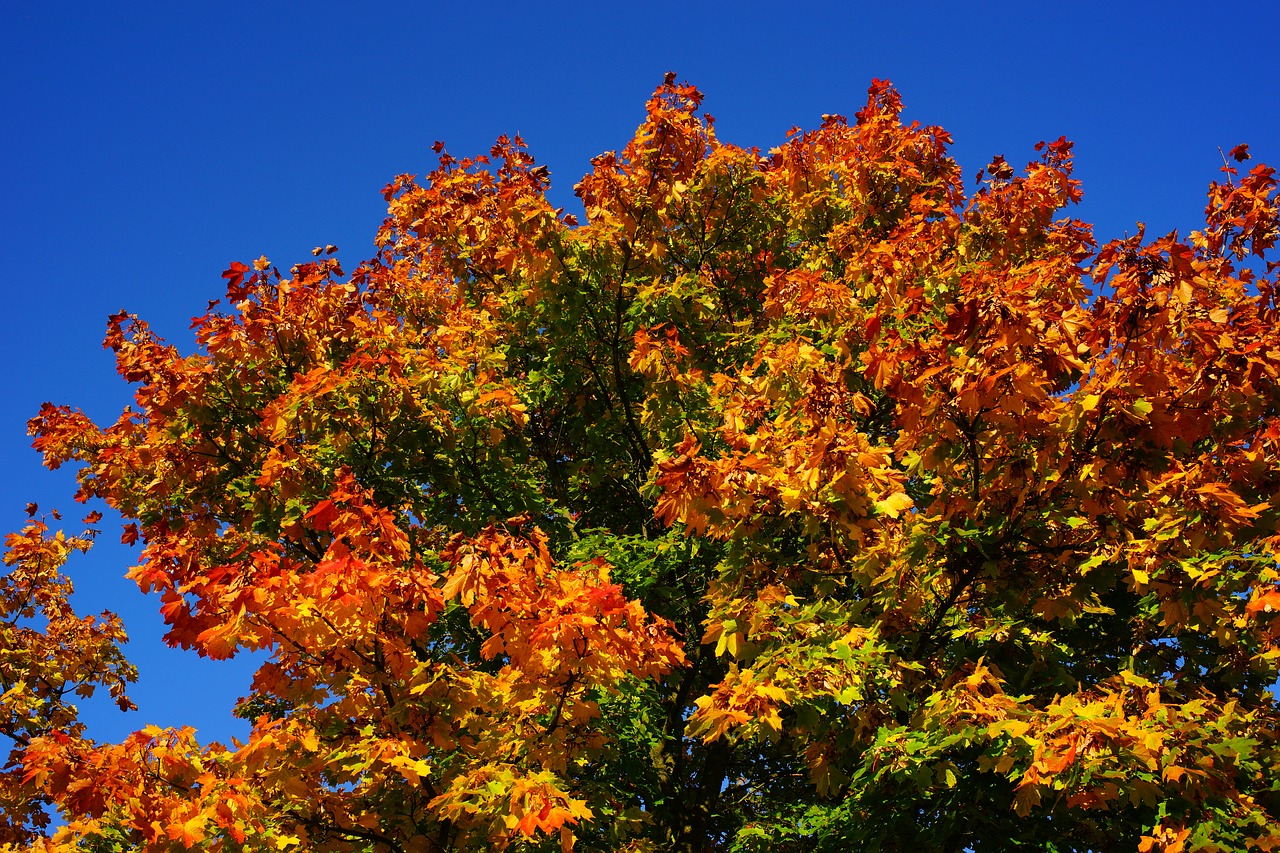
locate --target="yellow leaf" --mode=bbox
[875,491,914,519]
[988,719,1030,738]
[1120,670,1154,688]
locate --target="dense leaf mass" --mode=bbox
[4,78,1280,852]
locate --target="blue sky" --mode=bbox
[2,1,1278,748]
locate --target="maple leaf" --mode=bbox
[221,260,250,288]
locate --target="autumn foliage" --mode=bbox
[4,76,1280,851]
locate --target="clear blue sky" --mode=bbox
[3,1,1278,748]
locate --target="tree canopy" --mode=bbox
[4,76,1280,852]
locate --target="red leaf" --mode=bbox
[221,261,250,289]
[305,499,339,530]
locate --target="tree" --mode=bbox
[3,75,1279,852]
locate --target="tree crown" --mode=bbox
[5,76,1280,853]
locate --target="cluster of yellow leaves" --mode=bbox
[0,523,136,847]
